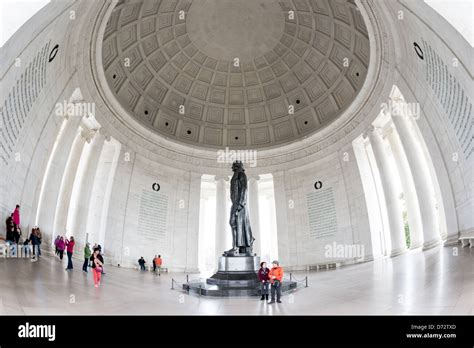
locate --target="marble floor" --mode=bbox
[0,245,472,315]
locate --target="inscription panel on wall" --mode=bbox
[422,39,473,160]
[137,189,168,241]
[306,187,337,239]
[0,41,52,166]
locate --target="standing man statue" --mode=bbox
[225,161,255,256]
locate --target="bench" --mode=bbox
[306,262,341,271]
[147,265,168,273]
[459,230,474,248]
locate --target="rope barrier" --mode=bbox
[170,274,205,292]
[286,273,309,287]
[290,275,307,283]
[172,275,190,284]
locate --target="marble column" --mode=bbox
[272,171,291,266]
[185,172,202,273]
[35,114,83,245]
[68,130,106,249]
[248,175,261,256]
[215,175,229,262]
[52,128,94,240]
[366,126,407,256]
[391,110,441,250]
[385,124,424,249]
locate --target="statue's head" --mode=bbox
[231,160,244,172]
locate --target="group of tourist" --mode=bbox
[5,205,43,261]
[4,205,284,300]
[4,204,106,288]
[138,255,163,275]
[53,235,75,270]
[258,260,284,304]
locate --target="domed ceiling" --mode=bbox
[102,0,370,149]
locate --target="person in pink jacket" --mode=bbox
[57,237,65,260]
[65,236,75,271]
[12,205,20,243]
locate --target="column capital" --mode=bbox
[271,171,285,180]
[362,125,376,139]
[215,175,229,182]
[248,175,260,182]
[80,128,96,143]
[381,124,395,138]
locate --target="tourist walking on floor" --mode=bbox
[65,236,75,270]
[96,245,106,275]
[29,228,39,262]
[258,261,270,301]
[57,236,65,260]
[90,244,98,266]
[91,248,104,288]
[138,256,146,271]
[83,242,91,273]
[35,227,42,257]
[268,260,284,304]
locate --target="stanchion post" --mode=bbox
[186,274,189,283]
[171,279,174,290]
[305,276,308,288]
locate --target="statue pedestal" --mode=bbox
[183,254,298,297]
[207,255,260,289]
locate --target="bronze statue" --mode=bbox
[225,161,255,256]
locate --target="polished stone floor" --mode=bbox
[0,245,472,315]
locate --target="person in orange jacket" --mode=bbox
[268,260,284,304]
[153,255,163,276]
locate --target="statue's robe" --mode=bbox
[229,171,253,248]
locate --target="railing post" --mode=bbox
[305,276,308,288]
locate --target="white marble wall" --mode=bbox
[102,152,201,271]
[386,0,472,241]
[0,0,79,238]
[273,148,373,271]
